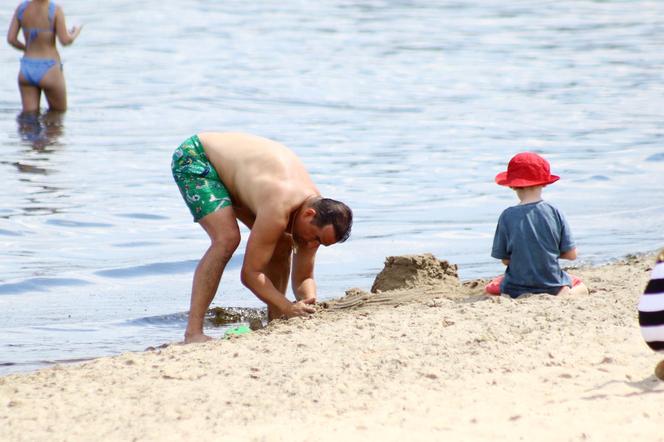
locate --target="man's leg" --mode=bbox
[264,235,293,321]
[185,206,241,343]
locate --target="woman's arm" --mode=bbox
[6,8,25,51]
[54,6,81,46]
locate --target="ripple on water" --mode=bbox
[112,241,160,248]
[126,312,189,327]
[646,153,664,162]
[116,213,169,220]
[124,307,266,329]
[0,278,91,295]
[0,229,23,236]
[95,259,201,278]
[45,219,115,228]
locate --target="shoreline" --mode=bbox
[1,250,662,441]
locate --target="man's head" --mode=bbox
[293,197,353,249]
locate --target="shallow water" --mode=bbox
[1,0,663,375]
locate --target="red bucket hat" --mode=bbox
[495,152,560,187]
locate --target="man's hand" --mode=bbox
[285,298,316,318]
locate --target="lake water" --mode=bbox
[1,0,662,376]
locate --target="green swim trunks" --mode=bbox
[171,135,233,222]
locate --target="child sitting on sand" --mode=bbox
[487,152,588,297]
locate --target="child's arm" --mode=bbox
[557,207,576,261]
[560,247,577,260]
[491,211,511,265]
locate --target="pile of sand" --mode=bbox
[370,253,460,292]
[326,254,466,310]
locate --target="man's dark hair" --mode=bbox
[310,198,353,243]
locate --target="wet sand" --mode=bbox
[1,252,662,441]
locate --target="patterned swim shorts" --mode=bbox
[171,135,233,222]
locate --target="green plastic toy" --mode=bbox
[224,324,251,338]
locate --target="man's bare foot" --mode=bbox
[184,333,213,344]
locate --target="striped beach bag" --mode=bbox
[638,250,664,352]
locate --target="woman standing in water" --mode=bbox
[6,0,82,112]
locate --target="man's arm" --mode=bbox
[240,212,314,318]
[291,245,317,301]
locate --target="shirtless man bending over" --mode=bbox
[171,132,353,343]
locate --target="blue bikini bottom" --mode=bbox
[20,57,61,87]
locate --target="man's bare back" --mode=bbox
[198,132,319,219]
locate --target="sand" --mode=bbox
[1,252,663,441]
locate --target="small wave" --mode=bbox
[30,325,99,333]
[126,312,189,327]
[116,213,169,220]
[46,219,114,228]
[95,256,242,278]
[95,260,199,278]
[0,228,23,237]
[646,153,664,162]
[206,306,266,326]
[126,307,266,328]
[0,277,91,295]
[112,241,159,248]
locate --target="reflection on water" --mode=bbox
[0,110,67,219]
[16,110,64,151]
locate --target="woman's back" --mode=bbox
[17,1,59,59]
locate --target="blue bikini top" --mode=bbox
[17,1,56,48]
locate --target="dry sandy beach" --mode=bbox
[1,251,663,441]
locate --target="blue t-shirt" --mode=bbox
[491,200,575,297]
